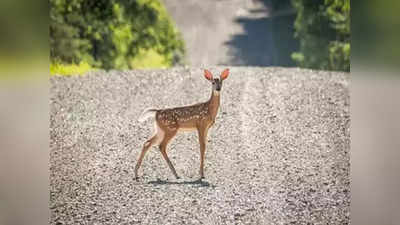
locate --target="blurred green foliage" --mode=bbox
[291,0,350,71]
[50,0,185,73]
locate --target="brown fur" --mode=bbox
[156,93,219,131]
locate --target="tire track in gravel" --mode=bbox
[239,70,266,174]
[235,69,275,223]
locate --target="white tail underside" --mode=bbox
[138,108,157,122]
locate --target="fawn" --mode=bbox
[134,68,229,180]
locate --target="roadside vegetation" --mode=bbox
[270,0,350,72]
[50,0,185,75]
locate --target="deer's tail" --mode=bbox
[138,108,157,122]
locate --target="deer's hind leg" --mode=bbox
[159,128,179,179]
[134,123,165,179]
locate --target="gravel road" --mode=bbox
[50,67,350,224]
[162,0,276,66]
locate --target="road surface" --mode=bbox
[50,67,350,224]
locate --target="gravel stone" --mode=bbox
[50,67,350,224]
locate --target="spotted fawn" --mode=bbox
[135,68,230,180]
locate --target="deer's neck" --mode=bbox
[208,90,220,119]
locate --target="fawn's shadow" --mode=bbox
[148,178,216,188]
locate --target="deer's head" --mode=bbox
[204,68,229,92]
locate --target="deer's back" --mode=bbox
[156,102,211,131]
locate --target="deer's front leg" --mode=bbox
[197,126,209,179]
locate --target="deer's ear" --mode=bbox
[204,69,213,80]
[220,68,229,80]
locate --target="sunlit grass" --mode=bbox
[50,61,94,76]
[50,48,173,76]
[130,48,170,69]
